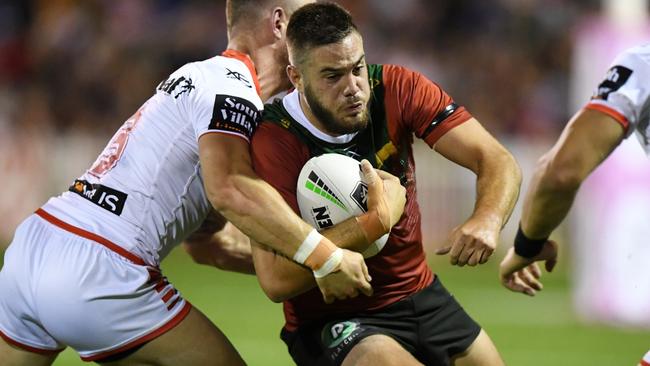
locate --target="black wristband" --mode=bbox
[513,225,547,258]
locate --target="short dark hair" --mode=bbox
[227,0,270,33]
[287,2,358,65]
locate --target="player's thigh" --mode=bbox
[0,216,66,362]
[342,334,423,366]
[451,329,504,366]
[0,337,58,366]
[104,306,246,366]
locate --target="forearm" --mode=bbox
[200,134,317,261]
[213,169,388,257]
[251,217,375,301]
[183,221,255,274]
[321,216,373,252]
[251,242,316,302]
[434,119,522,230]
[520,108,625,239]
[519,157,581,239]
[183,238,255,274]
[209,173,313,259]
[472,150,522,229]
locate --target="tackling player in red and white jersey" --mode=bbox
[500,44,650,294]
[0,1,407,365]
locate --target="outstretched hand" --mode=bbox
[499,240,558,296]
[315,249,373,304]
[435,216,500,266]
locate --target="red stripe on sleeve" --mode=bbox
[585,103,629,131]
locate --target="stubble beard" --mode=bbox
[304,84,369,136]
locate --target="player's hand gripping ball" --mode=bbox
[296,153,388,258]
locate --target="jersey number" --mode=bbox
[88,105,146,178]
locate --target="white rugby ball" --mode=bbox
[296,153,388,258]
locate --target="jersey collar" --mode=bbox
[221,49,262,96]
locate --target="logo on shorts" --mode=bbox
[322,320,360,349]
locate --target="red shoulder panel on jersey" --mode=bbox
[381,64,472,147]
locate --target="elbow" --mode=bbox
[182,241,211,266]
[182,240,226,268]
[259,281,291,303]
[485,145,522,187]
[266,291,288,304]
[211,255,240,271]
[536,153,584,192]
[254,263,297,303]
[506,150,523,188]
[206,176,241,214]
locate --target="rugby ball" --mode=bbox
[296,153,388,258]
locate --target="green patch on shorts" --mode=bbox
[321,320,360,348]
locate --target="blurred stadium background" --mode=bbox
[1,0,649,365]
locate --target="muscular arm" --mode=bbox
[199,134,314,257]
[434,118,522,266]
[200,135,388,254]
[183,210,254,274]
[498,108,625,295]
[251,219,372,302]
[520,108,625,239]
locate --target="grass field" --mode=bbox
[1,246,648,365]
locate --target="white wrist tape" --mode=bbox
[293,229,322,264]
[313,248,343,278]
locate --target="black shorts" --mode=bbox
[280,276,481,366]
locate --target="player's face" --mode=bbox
[297,32,370,135]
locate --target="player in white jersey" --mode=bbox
[0,1,407,365]
[499,44,650,294]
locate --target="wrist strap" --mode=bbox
[356,211,386,243]
[313,248,343,278]
[513,225,547,258]
[293,229,337,271]
[293,229,322,264]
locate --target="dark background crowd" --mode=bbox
[1,3,650,364]
[0,0,604,140]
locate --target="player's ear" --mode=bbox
[287,64,302,91]
[271,7,287,40]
